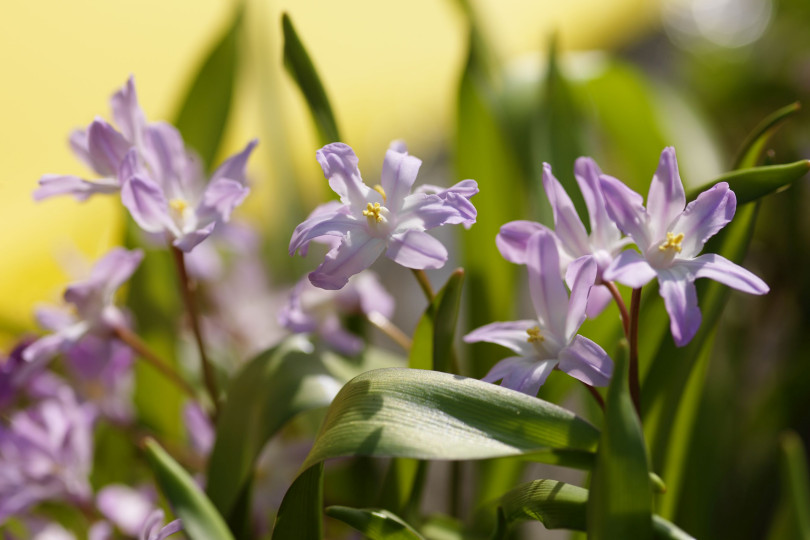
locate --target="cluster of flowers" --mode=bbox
[1,74,769,537]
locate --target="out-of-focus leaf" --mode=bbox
[733,102,801,169]
[687,160,810,204]
[588,349,653,539]
[272,462,323,540]
[779,431,810,539]
[281,13,341,145]
[143,438,234,540]
[273,368,600,537]
[325,506,426,539]
[409,269,464,372]
[173,5,243,168]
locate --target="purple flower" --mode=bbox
[0,388,96,522]
[496,159,630,317]
[183,401,214,458]
[289,142,478,289]
[34,76,147,201]
[139,509,182,540]
[22,248,143,372]
[120,131,257,252]
[464,229,612,396]
[279,272,395,356]
[96,484,156,537]
[600,147,769,346]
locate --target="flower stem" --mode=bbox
[604,281,630,338]
[366,311,412,352]
[581,380,605,411]
[629,287,642,417]
[411,269,435,301]
[170,246,220,416]
[113,325,198,400]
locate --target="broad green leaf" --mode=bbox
[779,431,810,539]
[409,269,464,372]
[273,462,323,540]
[733,102,801,169]
[281,13,341,145]
[173,5,242,168]
[143,439,234,540]
[686,160,810,205]
[588,350,653,539]
[325,506,426,539]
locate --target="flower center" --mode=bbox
[363,202,385,223]
[169,198,188,213]
[373,184,387,202]
[659,232,684,254]
[526,326,544,343]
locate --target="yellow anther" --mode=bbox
[363,202,384,222]
[526,326,544,343]
[169,198,188,212]
[373,184,387,202]
[659,232,684,253]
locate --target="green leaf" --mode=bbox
[686,160,810,205]
[143,438,234,540]
[273,462,323,540]
[409,269,464,372]
[779,431,810,539]
[733,102,802,169]
[588,349,653,539]
[325,506,426,539]
[173,5,242,168]
[281,13,341,145]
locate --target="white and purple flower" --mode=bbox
[465,229,612,396]
[289,142,477,290]
[599,147,769,346]
[496,158,629,317]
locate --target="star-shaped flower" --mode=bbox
[464,229,612,396]
[600,147,769,346]
[289,142,477,290]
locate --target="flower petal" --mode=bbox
[110,75,146,145]
[496,220,549,264]
[121,175,175,234]
[316,143,372,212]
[141,123,187,189]
[681,254,769,295]
[87,119,130,177]
[320,317,364,356]
[463,320,539,356]
[386,230,448,269]
[173,221,217,253]
[381,147,422,211]
[603,249,657,288]
[658,269,701,347]
[197,178,250,224]
[585,285,613,319]
[564,256,597,341]
[289,206,362,256]
[33,175,119,202]
[647,147,686,240]
[309,232,385,290]
[543,163,590,256]
[600,174,652,250]
[526,230,568,340]
[500,358,558,396]
[209,139,258,186]
[558,334,612,387]
[671,182,736,258]
[396,193,462,231]
[574,157,622,249]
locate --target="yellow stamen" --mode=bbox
[373,184,387,202]
[362,202,384,222]
[526,326,544,343]
[659,232,684,253]
[169,198,188,212]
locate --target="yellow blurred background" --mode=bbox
[0,0,657,340]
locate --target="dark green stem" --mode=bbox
[411,269,435,301]
[629,287,642,417]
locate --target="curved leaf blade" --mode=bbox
[733,101,801,169]
[144,438,234,540]
[686,160,810,205]
[779,431,810,539]
[409,269,464,372]
[281,13,341,145]
[273,462,323,540]
[325,506,426,539]
[173,5,243,168]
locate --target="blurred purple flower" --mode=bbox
[0,388,96,523]
[279,272,394,356]
[183,401,214,458]
[22,248,143,373]
[96,484,156,537]
[289,142,478,289]
[464,229,612,396]
[599,147,769,346]
[497,159,630,317]
[139,509,182,540]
